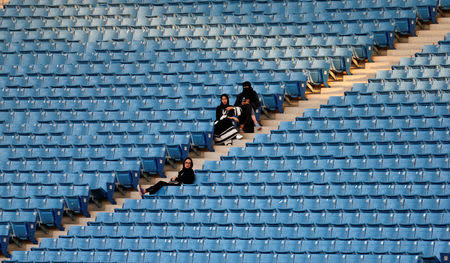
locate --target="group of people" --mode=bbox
[213,81,262,145]
[139,81,261,196]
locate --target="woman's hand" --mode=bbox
[170,176,177,182]
[228,117,239,122]
[225,106,234,111]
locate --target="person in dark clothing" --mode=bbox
[214,94,242,144]
[238,97,255,133]
[234,81,262,130]
[234,81,261,111]
[139,157,195,195]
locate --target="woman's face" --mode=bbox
[221,96,228,105]
[184,159,192,169]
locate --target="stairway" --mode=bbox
[1,13,449,262]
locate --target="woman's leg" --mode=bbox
[143,181,172,195]
[251,108,261,130]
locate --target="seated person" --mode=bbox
[234,81,262,130]
[139,157,195,195]
[213,94,242,145]
[238,97,255,133]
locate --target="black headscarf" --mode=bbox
[176,157,195,184]
[216,94,230,120]
[241,81,254,98]
[235,82,260,110]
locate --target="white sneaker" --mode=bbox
[236,134,243,140]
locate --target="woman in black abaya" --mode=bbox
[213,94,242,145]
[139,157,195,195]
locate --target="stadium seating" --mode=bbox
[0,0,448,261]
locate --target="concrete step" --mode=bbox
[387,48,422,56]
[372,55,405,63]
[393,42,435,50]
[364,62,394,70]
[339,74,372,82]
[429,23,450,29]
[416,30,449,37]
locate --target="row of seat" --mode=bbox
[375,66,450,80]
[0,211,37,244]
[68,224,450,240]
[94,209,449,225]
[229,141,450,158]
[0,145,172,160]
[0,64,309,83]
[5,249,423,263]
[351,80,447,93]
[0,183,88,245]
[85,222,448,243]
[0,197,65,230]
[327,90,448,105]
[157,182,448,197]
[0,3,419,19]
[128,195,449,210]
[419,42,450,55]
[0,132,188,151]
[0,224,10,257]
[0,155,141,174]
[0,123,214,153]
[0,134,183,162]
[0,78,293,109]
[34,236,449,254]
[0,146,164,179]
[0,110,212,123]
[0,34,373,55]
[0,19,395,35]
[0,9,419,26]
[0,79,443,98]
[303,102,449,117]
[0,18,393,50]
[0,53,336,70]
[2,0,437,8]
[0,59,334,77]
[0,110,217,125]
[0,136,179,164]
[0,90,275,105]
[0,119,212,135]
[283,116,448,131]
[0,76,301,102]
[254,127,449,144]
[0,68,303,85]
[7,130,448,153]
[0,183,89,214]
[2,4,416,15]
[0,85,245,98]
[0,172,115,204]
[0,155,140,187]
[195,168,448,184]
[399,55,450,66]
[0,0,434,23]
[4,114,447,132]
[203,154,449,171]
[0,17,402,33]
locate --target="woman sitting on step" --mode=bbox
[213,94,243,145]
[139,157,195,195]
